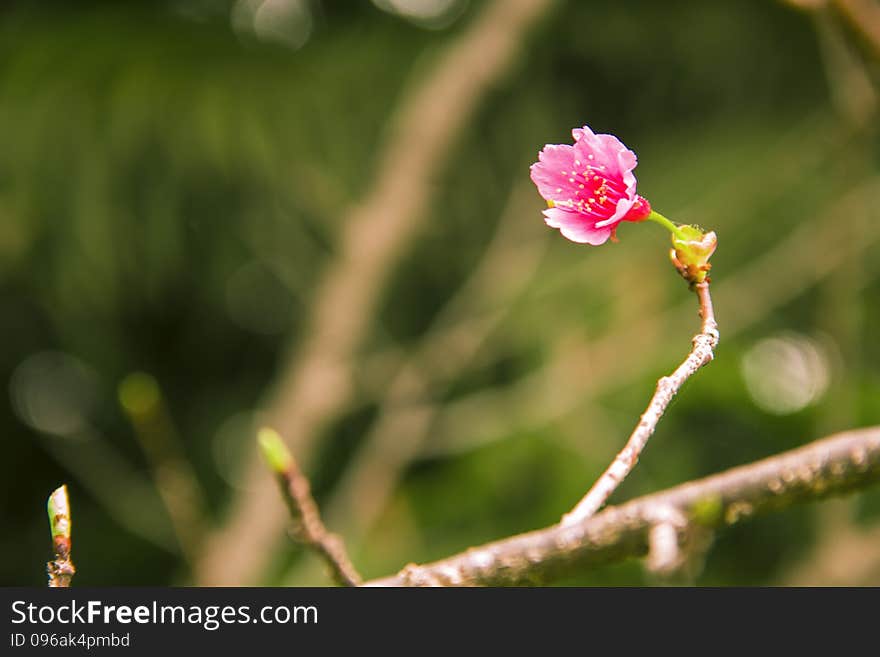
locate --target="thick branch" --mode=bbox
[562,280,719,525]
[366,426,880,586]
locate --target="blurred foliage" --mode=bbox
[1,0,879,586]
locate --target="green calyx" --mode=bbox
[646,211,717,284]
[670,224,717,284]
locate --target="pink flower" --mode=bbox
[529,126,651,245]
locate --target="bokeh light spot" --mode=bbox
[10,351,98,436]
[118,372,161,419]
[740,333,830,415]
[372,0,468,30]
[231,0,313,50]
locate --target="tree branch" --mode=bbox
[562,280,719,526]
[365,426,880,586]
[258,429,361,587]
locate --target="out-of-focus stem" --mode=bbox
[119,372,208,567]
[195,0,559,586]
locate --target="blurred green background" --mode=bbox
[2,0,879,586]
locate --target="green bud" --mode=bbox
[670,225,717,284]
[47,485,72,558]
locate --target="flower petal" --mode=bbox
[571,125,596,142]
[529,144,579,203]
[572,129,637,184]
[615,146,638,197]
[594,196,636,228]
[543,207,613,245]
[622,195,651,222]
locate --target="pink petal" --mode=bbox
[615,147,638,198]
[572,129,637,184]
[622,195,651,222]
[571,125,596,142]
[529,144,579,203]
[595,196,636,229]
[543,207,613,245]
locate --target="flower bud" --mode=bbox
[670,226,717,284]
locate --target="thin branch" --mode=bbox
[258,429,361,587]
[365,426,880,586]
[562,280,719,526]
[46,485,75,588]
